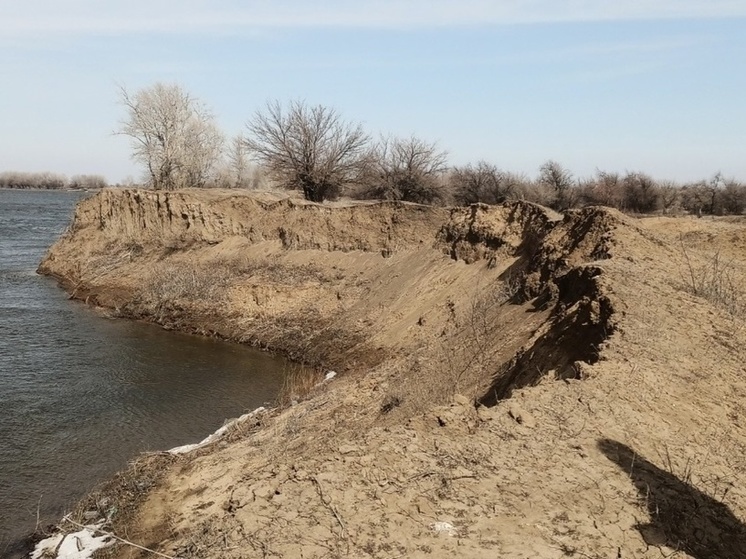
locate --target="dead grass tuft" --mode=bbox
[680,237,746,317]
[237,257,329,285]
[139,261,236,309]
[275,364,326,406]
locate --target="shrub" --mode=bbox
[680,239,745,317]
[450,161,522,205]
[359,135,449,204]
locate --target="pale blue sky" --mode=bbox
[1,1,744,183]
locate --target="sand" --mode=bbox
[37,188,746,558]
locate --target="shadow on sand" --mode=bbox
[598,439,746,559]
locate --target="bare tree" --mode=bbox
[227,135,251,188]
[68,174,108,190]
[362,135,449,203]
[721,177,746,215]
[538,160,575,210]
[658,180,680,214]
[0,171,67,190]
[622,171,658,213]
[243,100,369,202]
[117,83,224,190]
[706,172,726,215]
[589,170,623,207]
[450,161,519,205]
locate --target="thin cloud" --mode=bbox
[2,1,745,36]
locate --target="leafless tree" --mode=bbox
[362,135,449,203]
[538,160,576,210]
[117,83,224,190]
[68,174,108,190]
[589,170,624,207]
[243,100,369,202]
[0,171,68,189]
[622,171,659,213]
[227,135,251,188]
[705,172,726,215]
[657,180,680,214]
[721,177,746,215]
[450,161,520,205]
[684,172,740,216]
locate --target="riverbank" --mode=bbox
[36,188,746,558]
[0,190,296,559]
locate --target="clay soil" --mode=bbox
[38,189,746,558]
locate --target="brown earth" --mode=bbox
[38,188,746,558]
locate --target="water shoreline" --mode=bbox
[1,189,291,555]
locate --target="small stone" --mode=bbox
[508,404,536,428]
[83,510,99,521]
[222,499,240,513]
[476,406,497,421]
[253,482,276,500]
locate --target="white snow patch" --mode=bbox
[169,370,336,457]
[430,521,458,536]
[31,523,112,559]
[168,406,265,455]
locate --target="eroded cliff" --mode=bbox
[37,189,746,559]
[39,188,619,395]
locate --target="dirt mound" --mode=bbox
[37,189,746,558]
[433,203,623,403]
[436,201,558,264]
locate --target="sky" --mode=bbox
[1,1,745,184]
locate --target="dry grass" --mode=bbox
[237,257,329,285]
[140,261,236,307]
[376,275,526,420]
[441,277,521,395]
[275,364,326,406]
[680,237,746,317]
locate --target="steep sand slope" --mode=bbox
[39,189,746,558]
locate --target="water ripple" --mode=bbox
[0,190,286,552]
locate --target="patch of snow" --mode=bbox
[168,406,265,455]
[31,523,112,559]
[429,521,458,536]
[324,370,337,381]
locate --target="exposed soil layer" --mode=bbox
[36,189,746,558]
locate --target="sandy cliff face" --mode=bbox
[39,189,619,393]
[39,189,746,558]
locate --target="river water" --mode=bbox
[0,189,287,555]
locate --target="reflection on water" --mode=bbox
[0,190,287,552]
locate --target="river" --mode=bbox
[0,189,287,556]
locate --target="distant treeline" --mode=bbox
[444,163,746,216]
[114,83,745,217]
[0,171,108,190]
